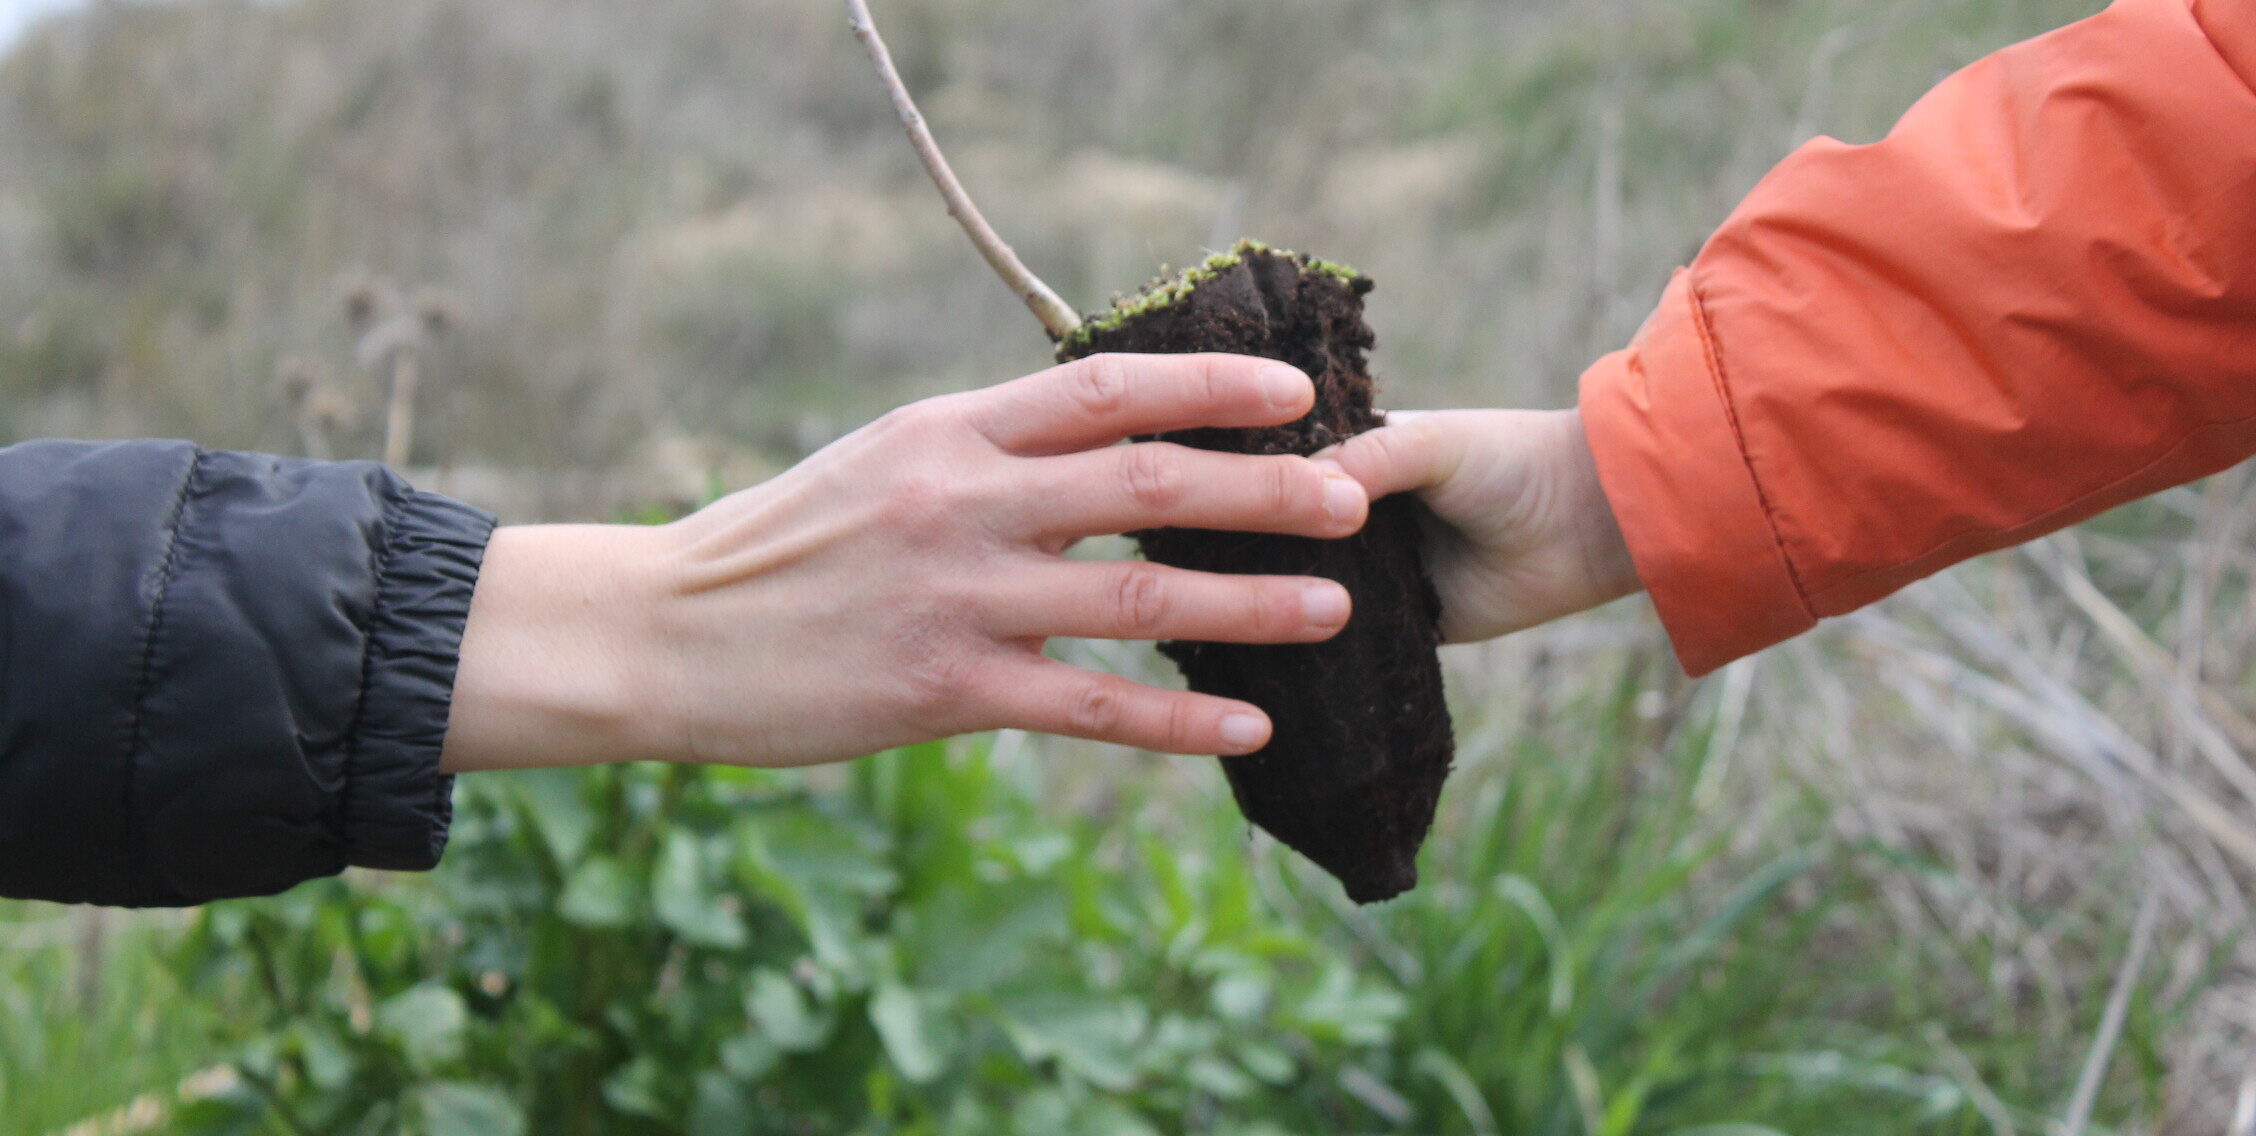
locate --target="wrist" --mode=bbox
[1560,406,1641,608]
[440,524,675,772]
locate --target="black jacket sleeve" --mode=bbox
[0,440,496,906]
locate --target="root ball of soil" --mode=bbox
[1057,241,1455,904]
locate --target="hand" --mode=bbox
[440,354,1373,772]
[1316,408,1639,644]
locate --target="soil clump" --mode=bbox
[1057,241,1455,904]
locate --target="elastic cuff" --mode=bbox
[342,488,495,871]
[1578,270,1813,676]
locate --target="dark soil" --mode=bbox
[1056,243,1455,904]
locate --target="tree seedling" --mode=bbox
[845,0,1453,903]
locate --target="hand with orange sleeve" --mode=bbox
[1327,0,2256,675]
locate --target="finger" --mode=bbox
[979,659,1274,755]
[1018,442,1367,540]
[965,353,1313,456]
[1312,414,1468,500]
[988,560,1352,643]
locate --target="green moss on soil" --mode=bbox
[1062,239,1364,351]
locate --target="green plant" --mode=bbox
[158,744,1407,1135]
[9,652,2144,1135]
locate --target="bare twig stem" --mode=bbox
[844,0,1081,342]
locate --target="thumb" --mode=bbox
[1311,413,1467,501]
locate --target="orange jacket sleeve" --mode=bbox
[1579,0,2256,676]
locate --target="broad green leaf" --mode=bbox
[557,855,636,928]
[506,768,598,865]
[869,981,949,1084]
[1185,1055,1256,1099]
[718,1030,782,1081]
[907,881,1066,993]
[377,984,468,1071]
[747,810,897,898]
[1077,1098,1163,1136]
[1209,973,1271,1021]
[745,969,828,1052]
[1010,1086,1076,1136]
[798,889,877,984]
[290,1023,353,1091]
[1009,831,1072,873]
[1236,1040,1297,1085]
[997,993,1147,1092]
[602,1055,670,1121]
[688,1070,754,1136]
[654,832,747,949]
[1287,964,1404,1046]
[416,1082,526,1136]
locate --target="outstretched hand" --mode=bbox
[1316,408,1641,644]
[441,354,1372,772]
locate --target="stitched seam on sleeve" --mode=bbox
[333,486,406,852]
[122,447,205,895]
[1680,271,1820,621]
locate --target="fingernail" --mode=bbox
[1302,582,1350,628]
[1261,365,1310,409]
[1219,713,1269,751]
[1322,473,1363,524]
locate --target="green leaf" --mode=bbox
[1236,1040,1296,1085]
[1639,848,1823,1003]
[799,889,878,984]
[1414,1048,1500,1136]
[557,855,637,928]
[1495,875,1575,1017]
[1076,1099,1163,1136]
[1010,1087,1076,1136]
[507,768,599,864]
[869,981,949,1084]
[907,881,1066,993]
[688,1070,755,1136]
[1288,964,1404,1046]
[377,984,468,1071]
[748,810,898,898]
[654,832,747,949]
[602,1055,671,1121]
[719,1030,782,1081]
[416,1083,526,1136]
[997,993,1148,1092]
[1209,973,1271,1021]
[1185,1055,1256,1099]
[290,1024,353,1091]
[745,969,829,1053]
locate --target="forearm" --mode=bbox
[439,353,1365,773]
[440,525,673,773]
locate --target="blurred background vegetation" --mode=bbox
[4,0,2252,1132]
